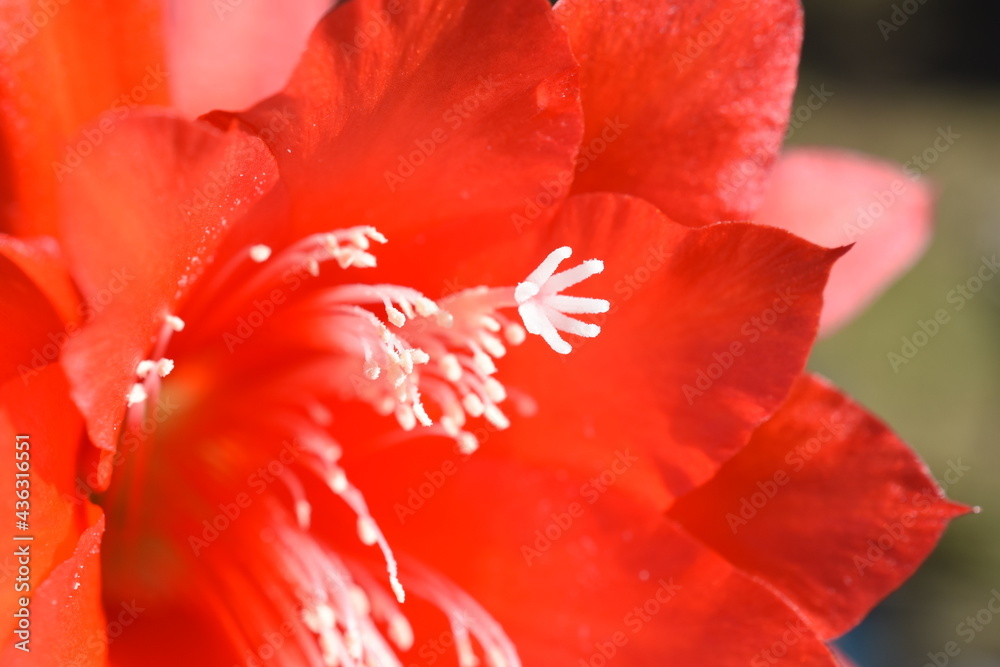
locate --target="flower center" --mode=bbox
[104,227,608,665]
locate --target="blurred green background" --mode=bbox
[795,0,1000,664]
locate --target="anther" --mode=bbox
[249,244,272,262]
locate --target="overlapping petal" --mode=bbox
[1,512,107,666]
[756,148,934,334]
[450,194,844,502]
[670,374,968,638]
[0,361,106,664]
[0,235,79,324]
[58,111,280,456]
[0,251,63,385]
[0,0,168,236]
[555,0,802,227]
[0,0,965,663]
[163,0,332,117]
[215,0,583,249]
[361,443,840,666]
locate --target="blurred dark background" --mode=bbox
[796,0,1000,665]
[800,0,1000,86]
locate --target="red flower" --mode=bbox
[0,0,965,665]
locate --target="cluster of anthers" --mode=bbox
[124,226,609,667]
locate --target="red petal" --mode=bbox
[0,235,79,325]
[669,374,969,638]
[555,0,802,227]
[215,0,582,247]
[0,363,106,665]
[163,0,331,116]
[0,365,88,589]
[362,444,839,666]
[59,112,280,455]
[0,0,167,236]
[0,511,107,667]
[756,148,933,334]
[0,251,63,385]
[467,194,843,502]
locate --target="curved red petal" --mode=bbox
[163,0,331,117]
[1,511,107,666]
[0,0,168,236]
[0,362,107,664]
[360,444,839,666]
[59,112,280,454]
[756,148,934,334]
[0,252,64,385]
[463,194,843,502]
[555,0,802,227]
[215,0,582,248]
[669,374,969,639]
[0,235,79,325]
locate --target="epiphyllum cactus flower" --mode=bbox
[0,0,965,665]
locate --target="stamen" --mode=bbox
[440,354,463,382]
[166,314,186,331]
[126,383,147,407]
[388,615,415,651]
[503,323,526,345]
[334,476,406,604]
[403,562,523,667]
[357,517,379,546]
[457,432,479,454]
[136,359,156,379]
[249,244,272,262]
[118,230,609,667]
[327,467,349,494]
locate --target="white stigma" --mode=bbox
[515,246,610,354]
